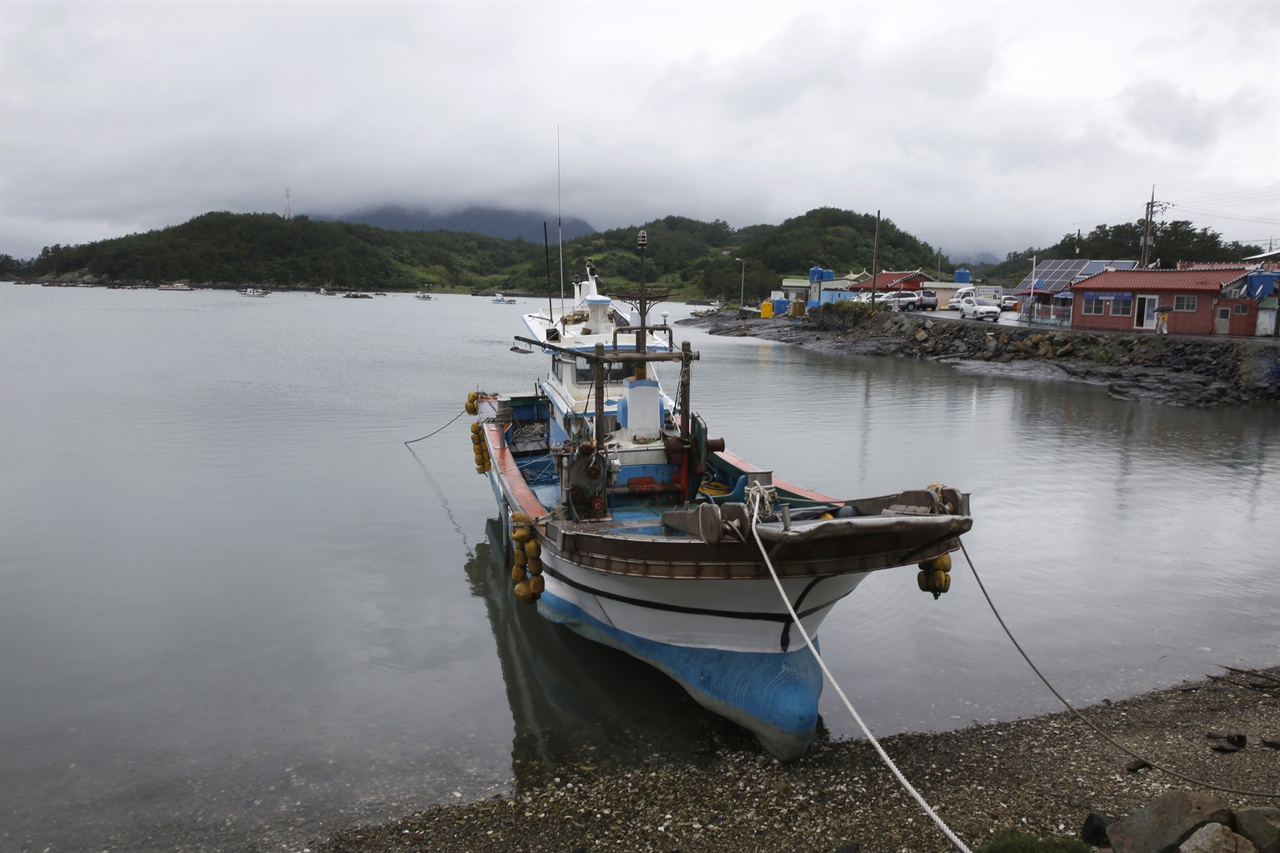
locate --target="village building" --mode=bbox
[1066,268,1258,335]
[1012,259,1139,326]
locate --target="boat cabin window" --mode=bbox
[561,355,636,386]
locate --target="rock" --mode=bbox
[1178,823,1257,853]
[1107,791,1235,853]
[914,329,929,342]
[1083,811,1116,845]
[1237,808,1280,853]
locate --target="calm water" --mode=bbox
[2,285,1277,852]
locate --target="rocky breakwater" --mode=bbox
[682,308,1280,408]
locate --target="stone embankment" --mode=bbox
[682,309,1280,408]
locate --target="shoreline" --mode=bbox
[321,667,1279,852]
[677,309,1280,408]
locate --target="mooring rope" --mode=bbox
[958,540,1278,799]
[745,484,974,853]
[404,408,468,445]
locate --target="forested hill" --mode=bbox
[13,208,950,300]
[10,207,1258,299]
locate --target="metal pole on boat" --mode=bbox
[594,343,607,447]
[636,230,648,379]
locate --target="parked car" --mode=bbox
[881,291,921,311]
[959,297,1001,321]
[917,290,939,311]
[1000,295,1020,311]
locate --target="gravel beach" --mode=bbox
[321,667,1280,852]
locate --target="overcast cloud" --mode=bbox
[2,1,1277,262]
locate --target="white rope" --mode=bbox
[746,484,973,853]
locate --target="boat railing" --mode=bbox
[512,335,696,367]
[612,324,675,353]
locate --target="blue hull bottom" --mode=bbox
[537,590,824,762]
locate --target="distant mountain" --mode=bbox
[320,205,597,243]
[952,251,1000,266]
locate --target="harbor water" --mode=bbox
[1,285,1277,851]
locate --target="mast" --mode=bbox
[636,230,648,379]
[557,126,565,315]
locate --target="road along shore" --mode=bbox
[679,308,1280,408]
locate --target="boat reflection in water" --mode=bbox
[464,519,791,780]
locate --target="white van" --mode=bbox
[947,286,976,310]
[948,285,1000,310]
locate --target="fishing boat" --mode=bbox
[237,287,269,297]
[493,294,518,304]
[465,233,971,761]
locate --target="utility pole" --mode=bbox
[1139,186,1170,267]
[1140,186,1154,267]
[869,211,881,311]
[284,188,292,221]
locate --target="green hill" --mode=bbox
[12,207,954,301]
[14,207,1253,300]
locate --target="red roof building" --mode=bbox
[851,270,938,293]
[1068,269,1251,335]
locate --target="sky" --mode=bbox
[2,1,1278,263]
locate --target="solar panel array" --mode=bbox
[1016,259,1139,293]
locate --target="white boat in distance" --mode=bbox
[237,287,269,297]
[464,235,971,761]
[493,294,517,304]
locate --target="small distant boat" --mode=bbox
[493,294,517,304]
[343,292,373,299]
[374,292,387,296]
[416,292,434,300]
[237,287,269,298]
[463,240,972,761]
[157,283,192,291]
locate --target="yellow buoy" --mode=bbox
[514,581,534,604]
[514,550,528,567]
[527,557,542,576]
[470,422,481,434]
[511,526,532,544]
[524,541,540,560]
[511,564,526,583]
[918,553,952,573]
[511,511,532,525]
[529,575,545,595]
[467,392,479,403]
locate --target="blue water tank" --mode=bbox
[809,266,823,283]
[824,269,835,281]
[955,269,971,284]
[1246,271,1277,299]
[773,298,790,315]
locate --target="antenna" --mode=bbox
[284,188,292,221]
[557,126,564,314]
